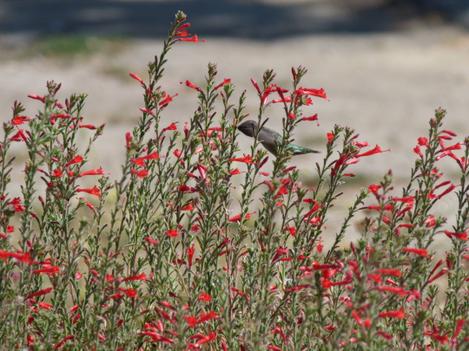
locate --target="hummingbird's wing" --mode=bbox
[258,126,319,156]
[258,127,282,155]
[258,127,319,156]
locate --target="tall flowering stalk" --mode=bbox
[0,11,467,350]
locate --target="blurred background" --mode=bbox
[1,0,469,235]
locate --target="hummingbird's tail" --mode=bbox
[288,144,320,155]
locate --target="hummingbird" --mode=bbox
[237,120,319,156]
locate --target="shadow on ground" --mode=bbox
[1,0,468,40]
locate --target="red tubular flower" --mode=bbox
[432,183,456,200]
[413,145,423,158]
[377,331,393,340]
[367,204,393,212]
[452,319,465,340]
[26,335,35,347]
[79,123,97,129]
[230,155,253,164]
[368,273,381,283]
[11,115,31,125]
[0,250,32,264]
[425,215,437,228]
[197,311,218,324]
[33,264,60,275]
[300,114,318,122]
[0,250,11,261]
[38,302,53,310]
[426,268,448,284]
[79,168,105,177]
[178,184,197,193]
[181,202,194,211]
[296,87,327,99]
[65,155,84,167]
[166,229,179,238]
[144,236,158,246]
[271,96,292,104]
[250,78,261,96]
[303,200,320,219]
[439,142,462,153]
[187,244,195,268]
[316,240,324,253]
[108,293,120,301]
[198,292,212,302]
[272,246,289,263]
[185,315,198,328]
[123,273,147,282]
[125,132,133,150]
[140,107,155,116]
[76,186,101,197]
[351,310,363,326]
[146,151,161,160]
[28,94,46,103]
[378,308,405,319]
[140,330,173,344]
[368,184,381,196]
[185,311,218,328]
[442,129,457,137]
[356,145,387,158]
[417,137,428,146]
[159,92,177,108]
[425,327,449,344]
[229,212,253,223]
[274,185,289,198]
[10,129,28,142]
[353,140,369,148]
[177,35,203,42]
[188,331,216,349]
[391,196,415,204]
[214,78,231,90]
[162,122,178,133]
[444,230,468,241]
[132,152,160,166]
[79,197,96,213]
[131,168,149,178]
[228,213,242,222]
[176,29,190,37]
[286,226,296,237]
[118,287,138,298]
[183,80,203,92]
[175,22,191,33]
[8,197,25,212]
[129,72,145,86]
[53,335,74,350]
[402,247,428,257]
[330,152,351,176]
[26,287,53,300]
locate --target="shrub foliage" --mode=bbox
[0,11,467,350]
